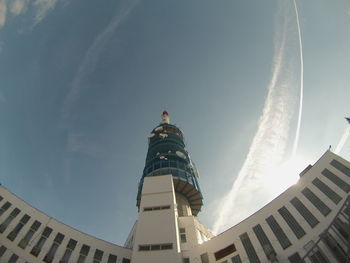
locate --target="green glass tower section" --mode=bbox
[137,111,203,216]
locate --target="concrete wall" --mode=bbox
[0,186,132,263]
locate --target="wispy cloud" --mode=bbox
[213,0,301,234]
[61,0,140,121]
[10,0,28,16]
[0,0,7,28]
[33,0,58,25]
[0,0,66,29]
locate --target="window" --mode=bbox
[231,255,242,263]
[30,227,53,257]
[313,178,342,204]
[139,245,150,251]
[8,253,19,263]
[302,187,331,216]
[0,208,20,233]
[0,201,11,217]
[309,247,329,263]
[161,243,173,250]
[7,214,30,241]
[253,224,276,260]
[107,254,117,263]
[18,220,41,249]
[290,197,319,227]
[214,243,236,260]
[240,233,260,263]
[60,238,77,263]
[200,253,209,263]
[278,206,306,239]
[143,205,170,211]
[122,258,130,263]
[93,249,104,263]
[43,232,65,263]
[322,169,350,193]
[183,258,190,263]
[288,252,302,263]
[266,215,291,249]
[77,245,90,263]
[322,232,348,262]
[330,159,350,177]
[139,243,172,251]
[0,245,7,257]
[151,244,161,250]
[180,228,187,243]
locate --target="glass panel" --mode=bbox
[290,197,319,228]
[107,254,117,263]
[60,239,77,263]
[322,169,350,193]
[231,255,242,263]
[214,244,236,261]
[312,178,342,204]
[266,216,291,249]
[253,224,276,259]
[30,227,52,257]
[93,249,104,263]
[200,253,210,263]
[0,245,7,257]
[18,220,41,249]
[278,206,306,239]
[0,208,20,233]
[161,243,173,250]
[240,233,260,263]
[7,214,30,241]
[288,252,302,263]
[330,159,350,177]
[43,233,65,263]
[302,187,331,216]
[8,253,19,263]
[0,201,11,217]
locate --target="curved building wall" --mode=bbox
[0,187,132,263]
[181,150,350,263]
[0,150,349,263]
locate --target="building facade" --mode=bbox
[0,112,349,263]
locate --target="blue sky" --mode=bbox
[1,0,350,245]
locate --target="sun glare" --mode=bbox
[263,157,306,197]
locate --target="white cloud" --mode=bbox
[10,0,28,16]
[0,0,68,30]
[33,0,58,25]
[212,0,301,234]
[0,0,7,28]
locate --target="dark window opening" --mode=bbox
[214,243,236,260]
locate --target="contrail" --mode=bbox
[212,0,300,234]
[291,0,304,158]
[61,0,139,122]
[334,127,350,154]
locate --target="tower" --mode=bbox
[137,110,203,216]
[130,111,213,263]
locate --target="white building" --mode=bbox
[0,112,349,263]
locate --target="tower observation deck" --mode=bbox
[136,111,203,216]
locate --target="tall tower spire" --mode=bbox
[136,111,203,215]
